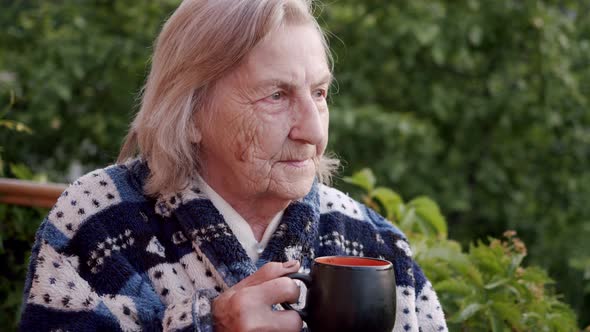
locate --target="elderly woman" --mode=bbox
[20,0,447,331]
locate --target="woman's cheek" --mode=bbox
[229,112,260,161]
[253,102,292,132]
[256,103,287,117]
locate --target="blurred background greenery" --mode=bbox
[1,0,589,330]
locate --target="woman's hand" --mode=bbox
[212,261,303,332]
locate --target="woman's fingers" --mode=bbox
[212,261,303,332]
[247,277,303,332]
[269,309,304,332]
[233,260,300,291]
[254,276,301,305]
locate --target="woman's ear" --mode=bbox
[191,109,203,144]
[191,128,202,144]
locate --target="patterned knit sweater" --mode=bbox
[20,159,447,331]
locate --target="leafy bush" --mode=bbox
[0,202,45,330]
[323,1,590,323]
[0,1,178,174]
[345,168,580,331]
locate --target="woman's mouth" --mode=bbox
[280,159,311,167]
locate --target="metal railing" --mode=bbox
[0,178,67,208]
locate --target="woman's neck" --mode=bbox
[200,175,290,241]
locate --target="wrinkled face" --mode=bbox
[198,23,331,202]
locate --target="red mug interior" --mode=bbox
[315,256,390,267]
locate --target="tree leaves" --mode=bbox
[345,168,580,330]
[324,1,590,324]
[407,196,447,238]
[343,168,376,192]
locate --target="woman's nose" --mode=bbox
[288,95,325,145]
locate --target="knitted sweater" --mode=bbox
[20,159,447,332]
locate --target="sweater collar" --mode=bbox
[172,180,320,288]
[195,174,285,263]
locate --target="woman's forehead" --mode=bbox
[249,72,333,92]
[236,24,331,87]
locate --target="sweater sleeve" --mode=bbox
[19,164,221,332]
[411,261,447,332]
[19,218,219,332]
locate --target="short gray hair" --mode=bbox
[118,0,338,196]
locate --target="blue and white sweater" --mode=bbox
[20,159,447,331]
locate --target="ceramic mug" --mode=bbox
[282,256,396,332]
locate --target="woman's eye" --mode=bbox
[314,89,326,99]
[269,91,283,101]
[260,91,287,105]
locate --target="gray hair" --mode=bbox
[118,0,338,196]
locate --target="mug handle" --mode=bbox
[280,273,312,320]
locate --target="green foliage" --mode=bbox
[344,169,447,238]
[347,169,580,331]
[323,1,590,324]
[0,1,179,174]
[0,204,45,330]
[0,92,31,176]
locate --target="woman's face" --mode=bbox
[198,23,331,202]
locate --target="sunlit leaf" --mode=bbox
[342,168,376,192]
[371,187,403,221]
[408,196,448,237]
[454,303,484,322]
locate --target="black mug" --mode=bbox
[282,256,396,332]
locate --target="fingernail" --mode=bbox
[283,260,299,268]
